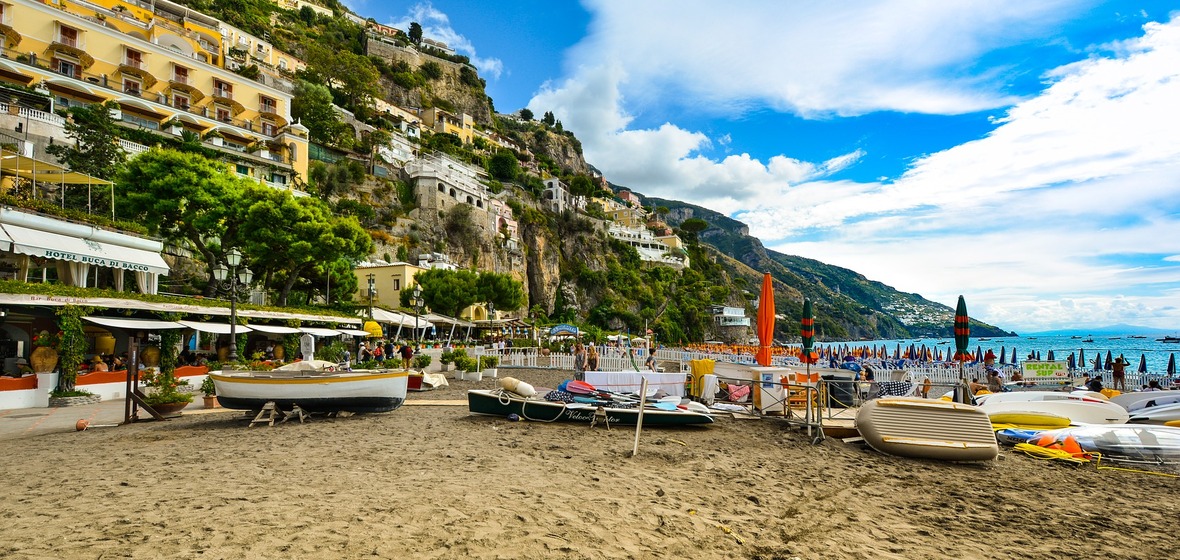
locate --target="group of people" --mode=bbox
[569,343,659,381]
[355,340,416,369]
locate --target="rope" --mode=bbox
[1014,443,1180,477]
[495,388,566,423]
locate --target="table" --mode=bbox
[584,370,686,397]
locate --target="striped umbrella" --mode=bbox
[800,299,818,364]
[1138,354,1147,374]
[953,296,971,362]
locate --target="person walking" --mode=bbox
[399,342,415,370]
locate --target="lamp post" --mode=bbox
[366,273,376,319]
[411,284,424,344]
[487,301,495,342]
[213,248,252,363]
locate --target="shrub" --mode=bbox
[412,354,432,369]
[478,355,498,369]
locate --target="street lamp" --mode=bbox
[213,248,252,363]
[411,284,424,344]
[366,273,376,319]
[487,301,495,341]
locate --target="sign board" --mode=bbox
[299,333,315,361]
[1022,360,1069,379]
[549,323,579,336]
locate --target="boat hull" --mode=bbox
[979,399,1129,424]
[210,370,409,413]
[856,397,998,461]
[467,389,713,426]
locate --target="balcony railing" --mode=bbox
[122,58,147,70]
[54,35,79,49]
[171,74,191,85]
[212,88,233,100]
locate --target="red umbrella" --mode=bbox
[800,299,817,364]
[953,296,971,361]
[754,272,774,367]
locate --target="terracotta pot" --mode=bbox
[150,401,189,416]
[272,344,285,361]
[141,346,161,367]
[30,346,58,373]
[202,395,220,408]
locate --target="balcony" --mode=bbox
[46,37,95,69]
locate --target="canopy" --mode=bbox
[337,328,373,336]
[370,308,420,327]
[3,222,170,275]
[83,316,183,330]
[0,149,113,185]
[245,324,303,334]
[301,327,344,337]
[800,298,817,364]
[177,320,252,334]
[952,295,970,361]
[754,272,774,366]
[423,312,467,328]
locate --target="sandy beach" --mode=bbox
[3,367,1178,560]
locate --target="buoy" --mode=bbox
[499,377,535,397]
[507,413,520,422]
[75,419,89,431]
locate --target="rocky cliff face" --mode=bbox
[367,42,494,126]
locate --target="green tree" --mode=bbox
[292,80,349,146]
[45,100,125,180]
[477,271,526,312]
[302,45,380,111]
[230,185,373,305]
[459,65,481,87]
[409,22,423,45]
[679,218,709,243]
[405,268,480,318]
[569,175,595,201]
[421,61,443,80]
[488,150,519,182]
[519,108,533,121]
[542,111,556,126]
[114,148,246,294]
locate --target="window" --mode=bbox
[270,173,287,185]
[261,120,276,136]
[58,26,78,48]
[56,59,77,78]
[173,65,189,84]
[123,78,141,96]
[259,95,277,114]
[124,48,143,69]
[235,164,249,175]
[213,79,232,99]
[173,93,189,110]
[393,279,401,291]
[216,107,231,123]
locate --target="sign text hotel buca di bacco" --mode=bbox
[38,244,154,273]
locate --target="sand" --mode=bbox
[3,367,1178,560]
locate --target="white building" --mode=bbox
[607,224,689,269]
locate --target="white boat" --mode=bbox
[1110,391,1180,412]
[1128,402,1180,424]
[975,390,1104,406]
[209,361,409,413]
[978,398,1129,425]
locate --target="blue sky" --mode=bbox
[345,1,1180,333]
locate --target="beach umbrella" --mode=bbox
[754,272,775,367]
[894,344,901,360]
[999,346,1006,364]
[953,296,971,362]
[1138,354,1147,374]
[1078,349,1085,370]
[976,345,983,363]
[1168,353,1176,376]
[1011,347,1018,364]
[799,299,818,365]
[1047,350,1055,361]
[1093,353,1103,372]
[1105,351,1113,370]
[1067,353,1076,370]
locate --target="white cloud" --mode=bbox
[532,3,1180,331]
[387,2,504,79]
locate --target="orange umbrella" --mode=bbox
[755,272,775,366]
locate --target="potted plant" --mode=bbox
[163,117,183,135]
[454,355,477,381]
[479,355,499,379]
[200,375,219,408]
[139,367,193,415]
[412,353,432,371]
[29,329,62,373]
[203,129,224,146]
[438,350,454,372]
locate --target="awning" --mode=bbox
[424,312,470,328]
[3,222,169,275]
[301,327,343,337]
[337,328,372,336]
[245,324,303,334]
[369,308,422,327]
[0,225,10,252]
[177,320,252,334]
[83,316,183,330]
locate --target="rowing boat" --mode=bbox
[467,389,714,426]
[210,361,409,413]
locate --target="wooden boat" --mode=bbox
[855,397,998,461]
[210,361,409,413]
[467,389,714,426]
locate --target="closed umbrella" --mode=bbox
[1138,354,1147,374]
[1169,353,1176,376]
[1047,350,1055,361]
[1011,347,1018,364]
[800,299,817,365]
[1067,352,1076,370]
[1078,349,1085,371]
[894,344,901,360]
[999,346,1006,364]
[1105,351,1113,371]
[754,272,774,367]
[951,295,971,403]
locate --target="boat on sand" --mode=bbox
[467,389,714,426]
[856,397,998,462]
[209,360,409,413]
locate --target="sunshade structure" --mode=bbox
[1138,354,1148,374]
[1068,353,1076,369]
[754,272,775,367]
[1168,353,1176,376]
[1,148,115,218]
[1079,349,1086,371]
[952,296,970,362]
[1105,351,1113,370]
[1047,350,1055,361]
[999,346,1006,364]
[799,299,818,365]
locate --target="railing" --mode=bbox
[212,88,233,100]
[117,137,150,155]
[122,58,147,70]
[170,74,192,85]
[54,35,80,49]
[0,104,66,126]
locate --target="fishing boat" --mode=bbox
[209,360,409,413]
[1158,336,1180,343]
[467,389,715,426]
[855,397,998,462]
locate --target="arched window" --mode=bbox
[466,196,474,204]
[438,184,445,193]
[449,188,456,197]
[476,200,483,208]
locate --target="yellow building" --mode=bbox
[420,106,474,144]
[0,0,308,188]
[355,262,423,310]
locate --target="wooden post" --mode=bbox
[631,378,649,457]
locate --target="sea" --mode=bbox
[823,333,1180,374]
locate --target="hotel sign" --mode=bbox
[36,247,153,272]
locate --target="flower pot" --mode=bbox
[30,346,59,373]
[483,368,497,379]
[273,344,284,361]
[202,395,219,408]
[141,346,161,367]
[150,401,189,416]
[465,370,482,382]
